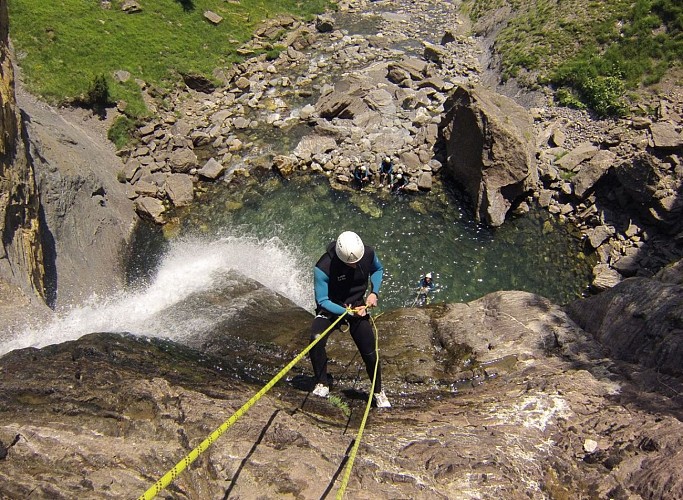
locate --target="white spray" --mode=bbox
[0,235,313,356]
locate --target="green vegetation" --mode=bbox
[327,394,350,417]
[8,0,331,120]
[108,115,137,150]
[85,74,110,108]
[463,0,682,116]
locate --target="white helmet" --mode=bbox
[335,231,365,264]
[425,272,432,279]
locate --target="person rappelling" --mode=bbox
[308,230,391,408]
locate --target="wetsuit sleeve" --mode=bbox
[369,254,383,296]
[314,266,347,316]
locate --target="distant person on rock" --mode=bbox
[353,165,373,190]
[379,156,394,187]
[309,231,391,408]
[390,171,407,193]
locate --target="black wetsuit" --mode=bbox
[310,241,384,391]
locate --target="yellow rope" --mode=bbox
[138,311,349,500]
[335,313,381,499]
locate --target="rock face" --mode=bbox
[17,91,137,307]
[0,0,135,311]
[0,0,46,302]
[0,287,681,499]
[566,260,683,378]
[440,84,537,226]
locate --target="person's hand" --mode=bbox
[366,292,378,308]
[346,304,367,317]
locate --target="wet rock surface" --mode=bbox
[0,283,681,499]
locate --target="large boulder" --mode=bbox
[566,258,683,378]
[440,84,538,226]
[572,149,617,198]
[315,82,371,121]
[612,152,683,234]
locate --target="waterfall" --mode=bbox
[0,235,313,356]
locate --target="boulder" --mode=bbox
[197,158,225,180]
[417,171,433,191]
[440,84,537,226]
[273,155,297,177]
[422,41,447,65]
[164,174,194,207]
[314,14,335,33]
[591,263,622,291]
[611,152,682,234]
[293,135,337,161]
[398,151,421,170]
[203,10,223,25]
[555,142,599,171]
[121,160,141,182]
[586,225,615,249]
[613,152,662,205]
[572,149,617,198]
[649,121,683,150]
[387,57,429,83]
[168,147,197,173]
[121,0,141,13]
[134,196,165,224]
[566,266,683,378]
[133,180,159,197]
[315,86,371,121]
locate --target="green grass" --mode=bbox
[463,0,682,116]
[8,0,331,119]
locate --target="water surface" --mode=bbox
[144,173,594,311]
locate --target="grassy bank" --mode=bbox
[8,0,331,120]
[463,0,682,115]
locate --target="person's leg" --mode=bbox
[309,315,334,387]
[349,317,382,393]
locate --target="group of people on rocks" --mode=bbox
[353,156,408,193]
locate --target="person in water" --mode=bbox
[416,272,435,306]
[309,230,391,408]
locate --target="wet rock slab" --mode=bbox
[1,288,681,499]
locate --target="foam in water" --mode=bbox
[0,235,313,356]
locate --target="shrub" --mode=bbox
[555,87,586,110]
[107,115,137,150]
[580,75,627,117]
[86,74,110,108]
[328,395,350,416]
